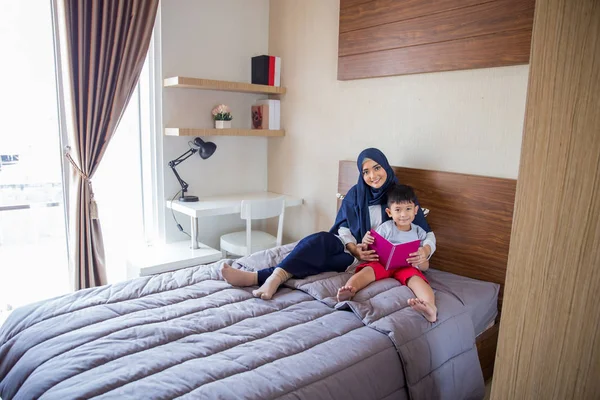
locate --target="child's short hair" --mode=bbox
[386,184,417,207]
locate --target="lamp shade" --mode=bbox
[194,137,217,159]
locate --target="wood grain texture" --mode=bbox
[340,0,484,33]
[340,0,375,10]
[477,323,500,381]
[339,0,534,56]
[163,77,286,95]
[338,0,534,80]
[338,28,532,80]
[491,0,600,399]
[337,161,516,307]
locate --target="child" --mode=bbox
[337,184,437,322]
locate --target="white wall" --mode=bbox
[160,0,270,247]
[268,0,529,242]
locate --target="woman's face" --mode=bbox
[362,159,387,189]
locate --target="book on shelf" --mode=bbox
[251,55,281,87]
[274,56,281,86]
[252,100,280,130]
[251,104,270,129]
[368,229,421,270]
[256,99,279,129]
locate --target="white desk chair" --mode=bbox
[220,196,285,257]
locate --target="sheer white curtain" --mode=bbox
[94,59,152,284]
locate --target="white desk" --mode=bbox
[166,191,303,250]
[127,192,303,278]
[126,240,224,278]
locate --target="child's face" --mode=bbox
[386,201,419,230]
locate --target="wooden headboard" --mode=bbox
[337,161,516,309]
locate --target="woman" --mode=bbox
[221,148,436,299]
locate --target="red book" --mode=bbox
[368,229,421,270]
[268,56,275,86]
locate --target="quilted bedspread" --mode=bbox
[0,244,484,399]
[239,245,485,400]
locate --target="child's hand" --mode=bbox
[407,246,429,268]
[362,231,374,245]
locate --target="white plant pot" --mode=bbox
[215,120,231,129]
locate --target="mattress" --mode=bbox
[425,269,500,336]
[0,262,496,400]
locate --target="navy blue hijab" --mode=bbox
[330,148,431,241]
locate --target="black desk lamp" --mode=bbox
[168,138,217,202]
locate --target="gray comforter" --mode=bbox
[238,245,485,400]
[0,244,484,400]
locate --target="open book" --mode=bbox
[368,229,421,270]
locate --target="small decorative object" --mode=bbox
[251,105,268,129]
[212,104,233,129]
[254,99,280,129]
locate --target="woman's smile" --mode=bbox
[371,177,381,185]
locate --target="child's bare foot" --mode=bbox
[221,263,257,287]
[407,298,437,322]
[337,285,357,302]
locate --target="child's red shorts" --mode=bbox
[355,262,428,285]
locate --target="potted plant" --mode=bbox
[212,104,233,129]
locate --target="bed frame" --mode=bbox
[337,160,516,381]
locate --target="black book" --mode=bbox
[251,55,270,85]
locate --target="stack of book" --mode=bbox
[251,55,281,87]
[251,100,280,130]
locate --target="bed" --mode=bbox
[336,161,516,381]
[0,163,516,400]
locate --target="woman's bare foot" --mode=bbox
[407,298,437,322]
[252,268,291,300]
[221,264,258,287]
[336,285,357,302]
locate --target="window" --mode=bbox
[94,58,153,283]
[0,0,69,315]
[0,1,156,321]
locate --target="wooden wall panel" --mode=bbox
[339,0,534,56]
[340,0,483,33]
[338,0,534,80]
[340,0,374,11]
[491,0,600,398]
[339,28,532,80]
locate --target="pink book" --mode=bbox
[368,229,421,270]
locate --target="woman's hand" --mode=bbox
[362,231,374,245]
[347,243,379,262]
[407,245,431,270]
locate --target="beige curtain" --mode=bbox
[62,0,158,290]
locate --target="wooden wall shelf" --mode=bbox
[164,76,286,95]
[165,128,285,137]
